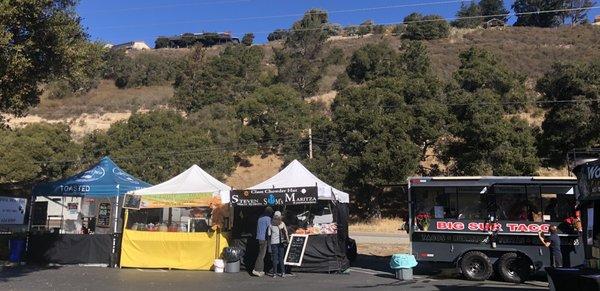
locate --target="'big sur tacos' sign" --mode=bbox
[230,187,318,206]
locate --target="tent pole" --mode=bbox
[112,185,120,267]
[25,195,36,253]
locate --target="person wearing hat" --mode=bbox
[252,207,273,277]
[268,211,289,277]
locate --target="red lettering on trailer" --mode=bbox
[436,221,464,230]
[505,223,551,232]
[467,222,503,231]
[506,223,519,232]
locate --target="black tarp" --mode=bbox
[27,234,115,265]
[232,234,349,273]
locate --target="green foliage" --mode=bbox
[346,43,399,83]
[154,37,170,49]
[103,50,187,89]
[403,13,450,40]
[332,73,352,91]
[172,45,264,112]
[346,41,432,83]
[373,25,386,35]
[47,42,106,99]
[0,0,87,117]
[241,33,255,46]
[82,110,236,184]
[536,61,600,166]
[444,89,540,175]
[479,0,509,22]
[267,29,288,42]
[513,0,565,27]
[563,0,596,25]
[452,2,482,28]
[329,82,421,211]
[453,47,528,112]
[0,123,81,183]
[236,84,311,154]
[323,47,345,66]
[358,20,374,36]
[275,9,330,97]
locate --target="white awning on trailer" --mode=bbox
[128,164,231,204]
[249,160,349,203]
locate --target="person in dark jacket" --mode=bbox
[538,225,562,267]
[252,207,273,277]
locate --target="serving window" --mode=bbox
[493,184,575,222]
[412,187,486,220]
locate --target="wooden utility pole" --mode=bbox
[308,128,313,159]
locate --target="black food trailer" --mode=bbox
[408,176,584,282]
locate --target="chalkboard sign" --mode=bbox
[284,234,309,266]
[97,203,111,228]
[123,194,141,210]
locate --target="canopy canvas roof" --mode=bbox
[128,164,231,208]
[32,157,151,197]
[249,160,349,203]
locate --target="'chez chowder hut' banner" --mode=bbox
[230,187,318,206]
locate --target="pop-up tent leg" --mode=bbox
[111,193,120,267]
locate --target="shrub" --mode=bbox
[403,13,450,40]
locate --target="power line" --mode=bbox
[86,0,253,14]
[93,0,469,30]
[249,5,600,35]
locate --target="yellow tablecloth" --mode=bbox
[120,229,228,270]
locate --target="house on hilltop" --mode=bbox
[111,41,151,51]
[594,15,600,26]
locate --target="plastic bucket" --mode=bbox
[225,260,240,273]
[214,259,225,273]
[9,239,25,263]
[395,268,413,281]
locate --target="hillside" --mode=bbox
[5,26,598,184]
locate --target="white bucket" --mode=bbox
[214,259,224,273]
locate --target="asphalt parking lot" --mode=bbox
[1,257,549,291]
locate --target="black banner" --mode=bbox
[577,160,600,200]
[230,187,318,207]
[28,233,114,265]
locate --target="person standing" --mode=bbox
[268,212,287,277]
[252,207,273,277]
[538,225,563,267]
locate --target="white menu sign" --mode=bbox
[0,196,27,224]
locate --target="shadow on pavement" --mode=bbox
[0,264,62,283]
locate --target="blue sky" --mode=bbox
[78,0,523,46]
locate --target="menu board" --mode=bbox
[284,234,309,266]
[97,203,111,228]
[123,194,141,210]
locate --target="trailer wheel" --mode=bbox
[496,252,530,283]
[460,251,493,281]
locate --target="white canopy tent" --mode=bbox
[128,164,231,204]
[249,159,349,203]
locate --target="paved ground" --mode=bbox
[1,256,549,291]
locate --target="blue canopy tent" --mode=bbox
[32,156,150,197]
[28,157,150,266]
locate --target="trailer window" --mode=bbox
[412,187,457,219]
[541,186,576,222]
[494,185,541,221]
[456,187,485,220]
